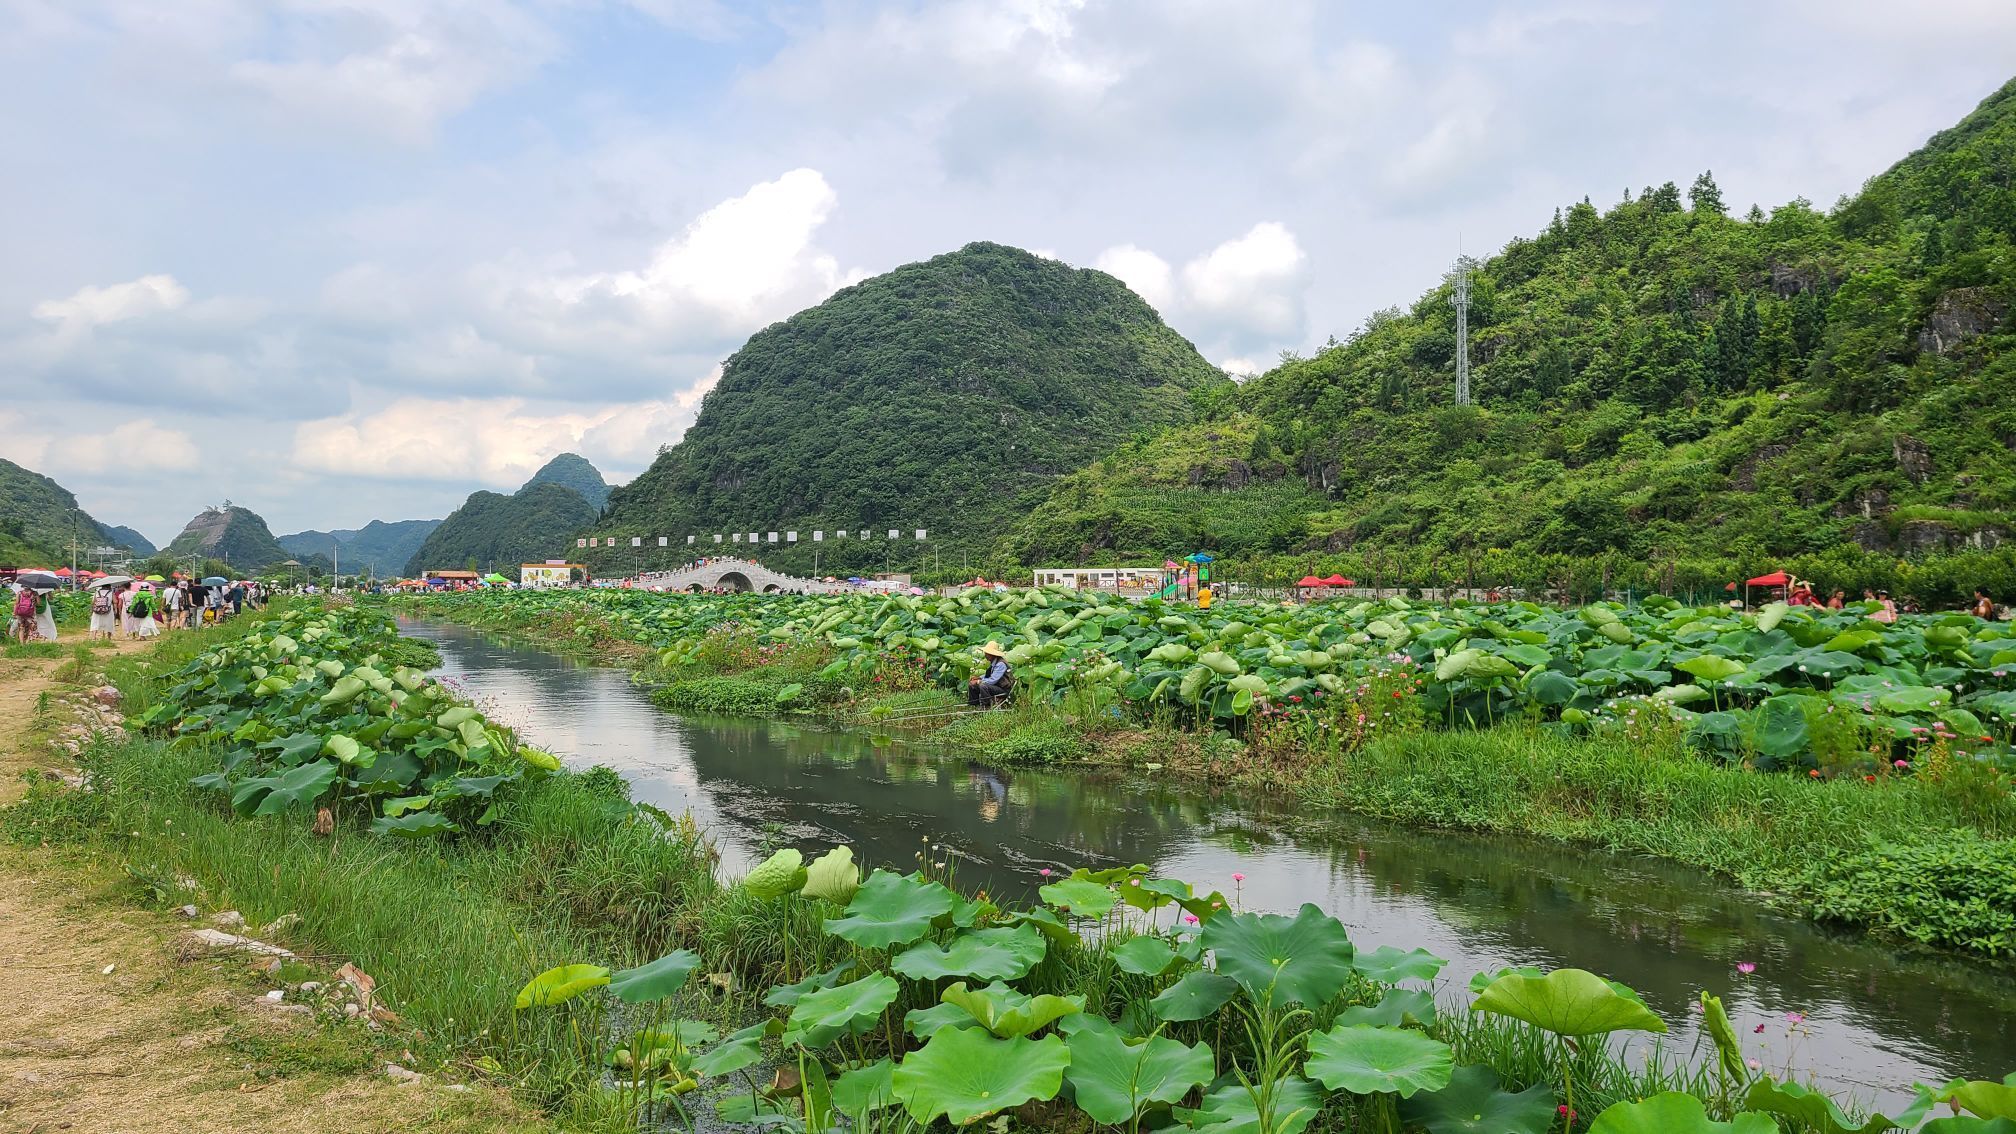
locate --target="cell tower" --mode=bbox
[1449,253,1472,406]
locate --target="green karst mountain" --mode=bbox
[0,456,150,565]
[100,525,156,557]
[521,452,610,511]
[588,242,1224,574]
[164,504,291,572]
[1007,77,2016,603]
[404,456,606,575]
[279,519,442,576]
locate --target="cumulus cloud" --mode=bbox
[33,274,189,328]
[1094,222,1309,357]
[290,375,720,489]
[0,413,199,477]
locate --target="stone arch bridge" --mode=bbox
[634,557,901,595]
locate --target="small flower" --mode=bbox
[1231,872,1245,883]
[1809,769,1822,778]
[1183,913,1199,925]
[1747,1059,1761,1070]
[1039,868,1052,878]
[1754,1024,1766,1033]
[1785,1012,1805,1024]
[1736,962,1756,975]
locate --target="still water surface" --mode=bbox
[405,617,2016,1110]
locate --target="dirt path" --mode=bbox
[0,632,545,1134]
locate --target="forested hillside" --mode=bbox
[163,505,291,572]
[1010,77,2016,604]
[404,456,604,574]
[279,518,441,575]
[0,456,144,565]
[589,242,1224,575]
[521,452,610,511]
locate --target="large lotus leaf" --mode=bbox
[1946,1078,2016,1120]
[1878,685,1952,713]
[1528,670,1580,705]
[1701,993,1746,1084]
[1654,683,1712,705]
[689,1022,769,1078]
[800,846,860,904]
[1176,1077,1322,1134]
[1587,1092,1777,1133]
[1435,649,1482,681]
[1750,697,1810,760]
[1397,1064,1555,1134]
[1040,876,1119,918]
[940,980,1084,1039]
[743,848,807,899]
[1338,987,1438,1028]
[892,1028,1069,1126]
[259,731,327,765]
[1112,935,1183,977]
[230,759,340,817]
[762,961,856,1008]
[609,949,700,1004]
[1755,602,1790,633]
[1743,1077,1925,1134]
[891,926,1046,982]
[1306,1024,1453,1098]
[824,871,956,949]
[1922,1119,2016,1133]
[369,810,457,838]
[1151,970,1242,1022]
[832,1059,896,1116]
[1465,653,1519,680]
[514,963,610,1009]
[1678,655,1747,682]
[1471,969,1665,1037]
[1199,903,1355,1008]
[1352,945,1447,984]
[1063,1016,1214,1125]
[784,973,900,1049]
[905,1001,978,1040]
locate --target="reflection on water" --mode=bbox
[405,617,2016,1110]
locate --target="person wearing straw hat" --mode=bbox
[967,641,1014,708]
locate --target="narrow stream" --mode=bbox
[404,617,2016,1111]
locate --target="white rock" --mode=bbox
[172,904,198,919]
[211,910,245,930]
[343,1003,361,1018]
[265,989,284,1002]
[384,1063,423,1085]
[298,981,322,994]
[262,913,301,935]
[181,929,295,959]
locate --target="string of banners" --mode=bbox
[578,529,928,548]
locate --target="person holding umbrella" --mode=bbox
[88,575,131,641]
[12,571,61,641]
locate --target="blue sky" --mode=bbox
[3,0,2014,542]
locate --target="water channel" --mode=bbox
[403,616,2016,1112]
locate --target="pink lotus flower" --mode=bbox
[1785,1012,1805,1024]
[1736,962,1756,975]
[1231,872,1245,883]
[1039,868,1052,878]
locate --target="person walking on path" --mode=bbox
[88,583,120,641]
[162,580,184,630]
[125,584,158,639]
[12,585,42,642]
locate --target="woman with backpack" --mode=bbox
[11,584,41,642]
[126,583,159,638]
[89,582,120,640]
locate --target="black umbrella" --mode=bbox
[15,571,61,591]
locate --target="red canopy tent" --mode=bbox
[1746,570,1790,586]
[1322,574,1354,586]
[1296,575,1325,587]
[54,568,72,577]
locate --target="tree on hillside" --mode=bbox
[1689,170,1726,216]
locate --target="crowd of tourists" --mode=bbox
[1767,577,2000,623]
[9,576,269,644]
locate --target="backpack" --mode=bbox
[13,589,33,618]
[92,589,113,615]
[128,591,151,618]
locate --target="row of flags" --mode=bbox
[579,529,929,549]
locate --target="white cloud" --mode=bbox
[32,274,188,327]
[1180,222,1307,338]
[1093,245,1174,311]
[290,378,719,489]
[0,414,199,476]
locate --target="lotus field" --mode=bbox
[522,851,2016,1133]
[421,587,2016,775]
[133,606,561,837]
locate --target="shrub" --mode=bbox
[983,721,1090,765]
[654,676,784,716]
[1794,832,2016,955]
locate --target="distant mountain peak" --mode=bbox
[521,452,610,510]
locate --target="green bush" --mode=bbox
[1795,832,2016,955]
[983,720,1091,765]
[654,676,785,716]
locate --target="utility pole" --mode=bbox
[1449,250,1473,406]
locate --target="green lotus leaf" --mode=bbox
[1742,1076,1925,1134]
[1678,655,1747,682]
[1701,993,1747,1085]
[1198,903,1355,1008]
[514,963,610,1009]
[1878,685,1952,713]
[321,734,369,765]
[824,871,956,949]
[1352,945,1447,984]
[1756,602,1790,633]
[1062,1015,1214,1125]
[832,1058,896,1117]
[1654,683,1712,704]
[1040,875,1119,918]
[230,759,339,817]
[1435,649,1482,682]
[800,846,861,904]
[783,973,900,1049]
[1112,935,1182,977]
[1472,969,1665,1037]
[1920,1119,2016,1133]
[1338,987,1438,1029]
[689,1031,765,1078]
[1397,1063,1556,1134]
[609,949,700,1004]
[940,980,1084,1039]
[743,849,808,899]
[1176,1077,1322,1134]
[1150,969,1241,1022]
[762,962,855,1008]
[1587,1092,1778,1133]
[891,926,1046,982]
[435,705,480,727]
[1306,1023,1453,1098]
[259,731,327,765]
[369,810,456,837]
[905,1000,979,1040]
[892,1028,1069,1126]
[1945,1078,2016,1120]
